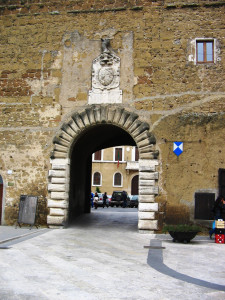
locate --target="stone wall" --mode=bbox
[0,0,224,228]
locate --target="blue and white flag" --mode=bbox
[173,142,183,156]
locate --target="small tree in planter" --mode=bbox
[95,187,101,193]
[162,224,201,243]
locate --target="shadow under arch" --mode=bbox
[69,122,136,223]
[48,105,159,230]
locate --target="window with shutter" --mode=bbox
[94,150,102,161]
[115,148,122,161]
[135,147,139,161]
[93,172,101,186]
[114,173,122,186]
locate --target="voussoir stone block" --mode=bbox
[80,110,91,126]
[107,107,116,122]
[139,152,156,160]
[52,151,68,158]
[132,123,149,137]
[139,145,154,154]
[118,111,130,127]
[61,124,76,137]
[54,144,68,153]
[113,108,124,123]
[68,118,80,133]
[128,120,142,133]
[138,138,152,148]
[123,113,138,129]
[60,131,73,142]
[73,113,85,129]
[134,130,150,143]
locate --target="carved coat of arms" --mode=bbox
[88,39,122,104]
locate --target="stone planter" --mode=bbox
[168,231,199,243]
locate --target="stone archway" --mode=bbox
[48,105,159,232]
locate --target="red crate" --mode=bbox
[215,234,225,244]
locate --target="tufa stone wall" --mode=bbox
[0,0,224,227]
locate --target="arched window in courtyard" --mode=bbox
[93,172,101,186]
[114,172,122,187]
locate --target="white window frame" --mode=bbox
[188,38,220,65]
[113,146,124,162]
[92,149,104,162]
[92,171,102,186]
[131,146,139,161]
[113,172,123,187]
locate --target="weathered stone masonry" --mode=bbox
[0,0,224,231]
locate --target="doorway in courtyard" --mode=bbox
[131,175,139,196]
[48,106,159,232]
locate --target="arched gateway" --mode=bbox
[48,105,159,233]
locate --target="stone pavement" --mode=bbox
[0,207,225,300]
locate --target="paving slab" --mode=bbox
[0,225,50,245]
[0,208,224,300]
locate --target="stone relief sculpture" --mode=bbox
[88,38,122,104]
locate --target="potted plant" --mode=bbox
[162,224,201,243]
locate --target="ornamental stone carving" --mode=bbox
[88,38,122,104]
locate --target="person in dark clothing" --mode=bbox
[90,192,94,208]
[103,192,108,208]
[122,191,127,208]
[209,195,225,239]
